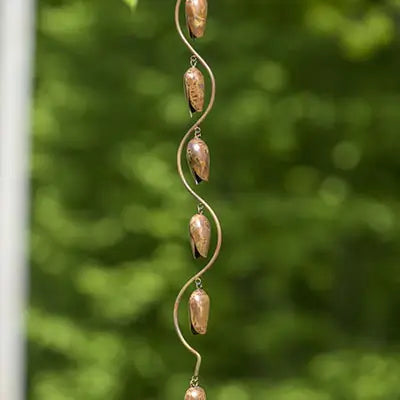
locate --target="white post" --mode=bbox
[0,0,35,399]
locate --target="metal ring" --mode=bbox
[195,278,203,289]
[190,375,199,387]
[197,203,204,214]
[190,55,198,67]
[194,126,202,137]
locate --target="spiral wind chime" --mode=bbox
[173,0,222,399]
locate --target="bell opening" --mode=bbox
[189,101,197,115]
[191,322,199,335]
[194,172,203,185]
[189,29,197,40]
[194,246,201,259]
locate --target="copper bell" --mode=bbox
[184,67,205,116]
[187,137,210,184]
[185,386,207,400]
[189,213,211,259]
[185,0,208,39]
[189,288,210,335]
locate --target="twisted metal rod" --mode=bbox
[173,0,223,379]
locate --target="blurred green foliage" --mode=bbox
[30,0,400,399]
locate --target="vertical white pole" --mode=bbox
[0,0,35,399]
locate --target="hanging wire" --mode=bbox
[173,0,223,381]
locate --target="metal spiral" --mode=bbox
[173,0,222,380]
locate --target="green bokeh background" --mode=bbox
[30,0,400,399]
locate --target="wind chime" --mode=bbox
[173,0,222,399]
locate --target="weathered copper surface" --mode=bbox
[185,387,207,400]
[189,213,211,259]
[185,0,208,39]
[184,67,205,115]
[187,137,210,184]
[189,288,210,335]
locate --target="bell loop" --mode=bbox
[195,278,203,289]
[190,375,200,388]
[190,55,198,67]
[194,126,202,138]
[197,203,204,214]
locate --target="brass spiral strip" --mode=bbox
[173,0,222,380]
